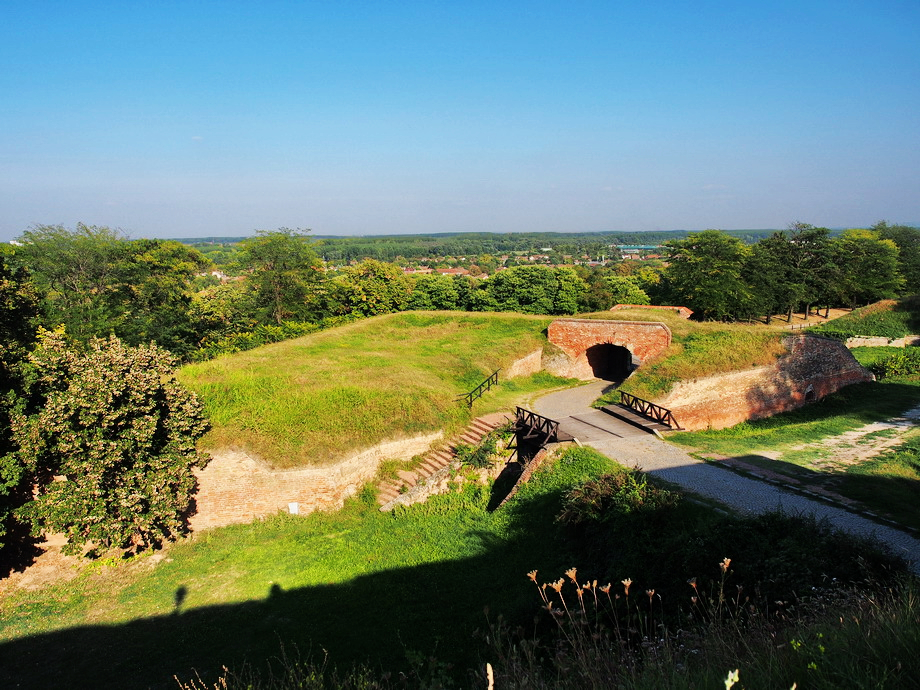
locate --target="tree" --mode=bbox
[12,224,209,354]
[746,232,795,323]
[10,332,210,555]
[0,253,40,553]
[662,230,751,320]
[241,228,322,324]
[469,265,586,315]
[833,229,902,307]
[336,260,413,316]
[408,274,461,310]
[784,223,836,319]
[873,221,920,295]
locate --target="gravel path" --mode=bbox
[533,382,920,575]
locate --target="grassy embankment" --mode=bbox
[671,346,920,531]
[808,296,920,340]
[178,311,569,467]
[2,309,918,687]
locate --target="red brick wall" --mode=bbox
[547,318,672,379]
[658,335,874,431]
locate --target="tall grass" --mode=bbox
[178,312,556,466]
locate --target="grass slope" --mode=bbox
[178,311,558,467]
[808,296,920,340]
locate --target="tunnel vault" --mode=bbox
[546,318,672,381]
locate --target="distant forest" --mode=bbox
[177,228,792,262]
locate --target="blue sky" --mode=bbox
[1,1,918,241]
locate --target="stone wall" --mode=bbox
[846,335,920,348]
[657,335,873,431]
[188,432,442,531]
[546,318,672,379]
[504,348,544,378]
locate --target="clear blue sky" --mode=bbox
[2,1,918,241]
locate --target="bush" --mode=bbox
[556,469,679,525]
[10,331,211,555]
[870,347,920,378]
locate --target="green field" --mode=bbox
[808,296,920,340]
[178,311,559,467]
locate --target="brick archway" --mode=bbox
[547,318,672,380]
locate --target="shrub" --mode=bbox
[10,331,210,555]
[870,347,920,378]
[556,469,679,525]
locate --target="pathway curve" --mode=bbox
[532,382,920,575]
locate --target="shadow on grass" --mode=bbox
[0,483,576,690]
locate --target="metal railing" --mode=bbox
[515,406,560,444]
[458,369,500,408]
[619,391,681,429]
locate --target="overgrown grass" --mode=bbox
[808,296,920,340]
[580,309,787,403]
[178,312,560,467]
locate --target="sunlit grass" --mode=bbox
[178,312,558,467]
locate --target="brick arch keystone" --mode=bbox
[547,318,672,380]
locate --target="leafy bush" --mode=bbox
[556,468,679,525]
[10,331,210,555]
[870,347,920,378]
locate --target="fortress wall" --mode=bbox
[188,432,442,531]
[658,335,874,431]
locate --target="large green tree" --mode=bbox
[469,265,586,315]
[336,260,413,316]
[10,332,210,555]
[0,253,40,553]
[662,230,751,320]
[833,229,902,307]
[12,224,209,354]
[873,221,920,295]
[240,228,322,324]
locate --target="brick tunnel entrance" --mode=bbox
[585,343,633,381]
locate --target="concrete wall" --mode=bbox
[658,335,874,431]
[188,432,442,531]
[546,318,672,380]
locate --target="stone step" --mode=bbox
[396,470,419,485]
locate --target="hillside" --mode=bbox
[808,296,920,340]
[178,311,556,467]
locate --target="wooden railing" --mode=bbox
[619,391,681,429]
[515,407,560,445]
[458,369,500,408]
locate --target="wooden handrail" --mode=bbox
[619,391,681,429]
[514,407,560,444]
[458,369,500,408]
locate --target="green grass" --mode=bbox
[808,296,920,340]
[1,445,909,689]
[178,311,561,467]
[0,447,617,688]
[580,308,787,403]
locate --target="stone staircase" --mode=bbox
[376,412,511,507]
